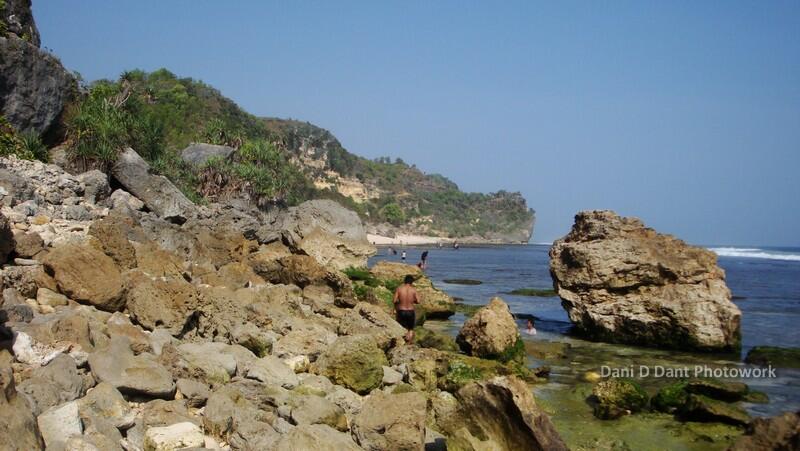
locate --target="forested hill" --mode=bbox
[5,68,535,242]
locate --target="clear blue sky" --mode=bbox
[36,1,800,246]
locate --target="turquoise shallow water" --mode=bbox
[369,244,800,418]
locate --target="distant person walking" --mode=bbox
[393,275,420,344]
[401,250,407,261]
[453,241,460,250]
[420,250,429,269]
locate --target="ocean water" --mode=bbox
[369,244,800,437]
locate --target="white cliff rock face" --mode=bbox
[549,210,741,351]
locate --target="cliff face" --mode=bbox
[263,119,536,243]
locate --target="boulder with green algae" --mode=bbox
[679,394,750,426]
[685,378,748,402]
[414,326,459,352]
[312,334,387,394]
[456,297,521,360]
[652,381,690,413]
[591,379,649,420]
[745,346,800,368]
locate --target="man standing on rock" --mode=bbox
[394,275,420,344]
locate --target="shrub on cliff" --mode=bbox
[0,116,46,161]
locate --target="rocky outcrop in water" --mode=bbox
[549,210,741,352]
[456,297,520,359]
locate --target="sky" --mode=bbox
[35,1,800,246]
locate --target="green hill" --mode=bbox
[53,69,534,242]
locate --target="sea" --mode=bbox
[369,244,800,449]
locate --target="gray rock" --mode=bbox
[0,35,77,137]
[143,422,204,451]
[77,170,111,204]
[351,391,427,451]
[37,287,69,307]
[290,395,348,432]
[245,355,299,389]
[111,148,195,224]
[382,366,403,386]
[88,336,175,398]
[276,424,362,451]
[176,379,210,408]
[12,230,43,258]
[0,167,34,207]
[2,0,40,46]
[0,350,44,450]
[148,329,177,356]
[0,302,33,323]
[78,382,135,430]
[37,400,83,450]
[17,353,85,416]
[180,142,235,166]
[64,204,92,221]
[176,342,238,385]
[107,189,144,212]
[125,399,200,450]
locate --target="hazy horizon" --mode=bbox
[36,1,800,246]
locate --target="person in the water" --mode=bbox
[525,319,537,335]
[420,250,429,269]
[393,275,420,344]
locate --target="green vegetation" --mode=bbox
[508,288,557,297]
[0,116,46,161]
[744,346,800,368]
[414,327,459,352]
[652,380,689,413]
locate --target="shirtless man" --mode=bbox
[393,275,420,344]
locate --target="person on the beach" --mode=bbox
[420,250,429,269]
[525,319,537,335]
[393,275,419,344]
[453,241,460,250]
[401,250,407,261]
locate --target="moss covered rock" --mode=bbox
[745,346,800,369]
[312,334,387,394]
[591,379,649,419]
[679,394,750,426]
[685,378,748,402]
[414,327,459,352]
[652,380,689,413]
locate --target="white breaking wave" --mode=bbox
[709,247,800,262]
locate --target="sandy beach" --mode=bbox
[367,233,453,246]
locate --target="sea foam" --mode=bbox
[710,247,800,262]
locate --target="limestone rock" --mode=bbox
[143,422,204,451]
[77,170,111,204]
[17,353,85,416]
[245,355,299,389]
[11,230,42,258]
[124,271,201,333]
[111,148,195,224]
[78,382,136,430]
[88,213,139,269]
[0,350,44,450]
[549,210,741,351]
[2,0,40,46]
[175,378,210,408]
[289,394,348,431]
[38,400,82,450]
[456,297,519,358]
[0,34,77,137]
[36,287,68,306]
[352,391,426,451]
[313,334,387,394]
[175,342,238,385]
[43,243,124,311]
[338,302,406,350]
[370,261,455,318]
[180,142,235,166]
[88,336,175,398]
[106,312,151,354]
[451,376,567,451]
[276,424,362,451]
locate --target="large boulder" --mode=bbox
[0,350,44,450]
[267,199,375,270]
[370,261,455,318]
[449,376,567,451]
[312,334,387,394]
[456,297,520,359]
[351,391,427,451]
[88,336,175,398]
[111,148,195,224]
[43,243,125,311]
[124,271,202,333]
[276,424,362,451]
[0,33,77,138]
[549,210,741,352]
[16,353,85,416]
[180,142,235,165]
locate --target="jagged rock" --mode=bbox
[456,297,519,358]
[230,322,273,357]
[88,213,139,269]
[351,391,426,450]
[0,263,44,298]
[0,34,77,137]
[285,355,310,373]
[108,189,145,212]
[728,411,800,451]
[37,401,83,449]
[11,307,98,356]
[449,376,567,451]
[312,334,387,394]
[2,0,40,45]
[180,142,235,165]
[106,312,151,354]
[0,350,44,450]
[245,355,299,389]
[370,261,455,318]
[276,424,362,451]
[382,366,404,385]
[125,399,201,450]
[175,342,238,385]
[124,271,201,333]
[254,254,355,306]
[549,210,741,351]
[78,382,136,430]
[134,242,186,278]
[16,353,85,416]
[176,379,210,408]
[143,421,204,451]
[267,199,375,270]
[43,243,125,311]
[338,302,406,350]
[12,230,42,258]
[591,379,649,420]
[77,170,111,204]
[289,394,348,431]
[88,336,175,398]
[75,413,124,451]
[202,380,281,449]
[111,148,195,224]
